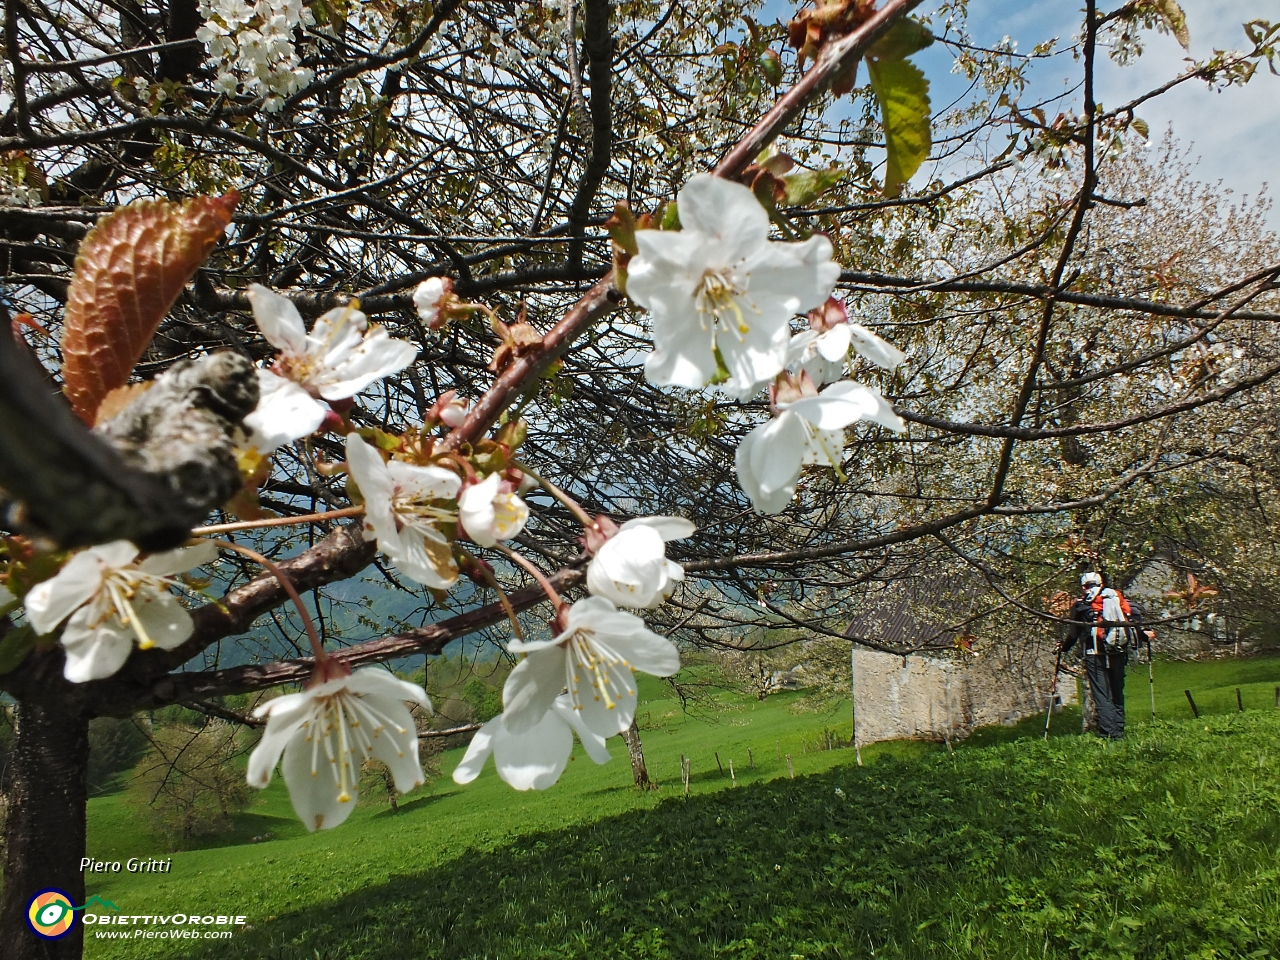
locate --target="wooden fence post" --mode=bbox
[1184,689,1200,718]
[786,754,794,779]
[1236,687,1244,712]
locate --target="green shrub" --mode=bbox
[87,716,150,793]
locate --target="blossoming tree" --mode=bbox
[2,1,1280,957]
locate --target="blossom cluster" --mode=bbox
[13,169,905,831]
[626,174,908,514]
[197,0,315,111]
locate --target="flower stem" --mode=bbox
[510,459,595,528]
[204,539,327,663]
[493,544,565,617]
[193,506,365,536]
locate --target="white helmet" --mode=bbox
[1080,571,1103,588]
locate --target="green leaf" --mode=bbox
[1154,0,1191,50]
[0,625,36,675]
[782,168,848,206]
[867,58,932,198]
[868,18,934,62]
[1131,117,1150,139]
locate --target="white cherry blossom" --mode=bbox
[627,174,840,398]
[458,472,529,548]
[452,694,610,791]
[248,666,429,831]
[502,596,680,738]
[586,516,695,609]
[412,277,453,330]
[238,368,327,455]
[788,297,905,387]
[24,540,218,683]
[736,380,905,515]
[248,284,418,404]
[346,434,461,588]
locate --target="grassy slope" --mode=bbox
[82,658,1280,959]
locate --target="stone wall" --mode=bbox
[852,643,1076,746]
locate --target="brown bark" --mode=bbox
[619,718,654,790]
[0,701,90,960]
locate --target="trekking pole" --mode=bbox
[1044,646,1063,739]
[1147,633,1156,718]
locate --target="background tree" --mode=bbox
[126,721,251,842]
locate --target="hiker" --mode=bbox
[1059,572,1149,740]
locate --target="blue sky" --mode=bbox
[761,1,1280,215]
[932,0,1280,211]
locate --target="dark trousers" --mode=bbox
[1085,651,1127,739]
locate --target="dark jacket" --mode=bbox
[1061,592,1144,657]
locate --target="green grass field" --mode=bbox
[80,656,1280,959]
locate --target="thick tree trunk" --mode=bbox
[1,700,90,960]
[620,718,654,790]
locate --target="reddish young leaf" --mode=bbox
[61,191,239,422]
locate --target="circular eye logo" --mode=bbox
[27,889,77,940]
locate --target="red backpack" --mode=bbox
[1090,589,1134,654]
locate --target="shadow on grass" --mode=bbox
[183,714,1280,960]
[375,792,452,818]
[179,812,309,851]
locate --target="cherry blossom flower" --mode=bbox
[788,297,906,387]
[736,378,905,515]
[237,285,417,456]
[346,434,461,588]
[458,472,530,548]
[452,694,610,791]
[248,283,418,405]
[24,541,218,683]
[238,368,326,455]
[248,666,430,831]
[627,174,839,397]
[412,277,453,330]
[502,596,680,738]
[586,516,695,609]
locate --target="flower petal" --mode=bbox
[551,696,611,765]
[451,716,499,784]
[362,697,425,794]
[458,472,502,548]
[502,644,568,734]
[601,626,681,678]
[60,608,134,682]
[816,322,853,361]
[735,413,806,515]
[491,710,574,790]
[785,381,904,432]
[848,322,905,369]
[387,528,459,589]
[243,371,326,453]
[23,550,105,635]
[385,460,463,502]
[281,724,356,831]
[129,588,194,651]
[139,540,218,577]
[574,674,637,738]
[315,326,418,401]
[247,700,313,788]
[619,516,696,541]
[248,284,308,355]
[677,174,770,263]
[344,667,431,710]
